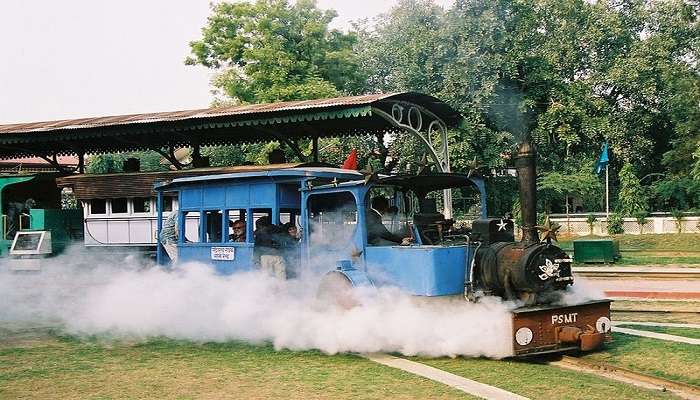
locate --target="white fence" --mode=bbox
[548,214,700,236]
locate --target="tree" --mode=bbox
[354,0,699,215]
[617,163,648,216]
[186,0,365,104]
[186,0,380,166]
[87,151,169,174]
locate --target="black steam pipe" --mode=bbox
[514,140,539,245]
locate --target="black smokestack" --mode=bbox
[514,140,539,245]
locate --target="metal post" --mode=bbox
[312,137,319,162]
[156,191,164,265]
[605,164,609,218]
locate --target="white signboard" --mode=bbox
[211,247,235,261]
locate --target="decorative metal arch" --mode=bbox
[372,101,454,218]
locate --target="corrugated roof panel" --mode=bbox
[0,93,405,134]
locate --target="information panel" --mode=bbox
[211,247,235,261]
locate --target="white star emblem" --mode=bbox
[497,219,508,231]
[538,259,561,281]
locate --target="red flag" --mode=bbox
[342,148,358,170]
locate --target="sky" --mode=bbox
[0,0,452,124]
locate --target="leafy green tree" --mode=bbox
[357,0,699,196]
[607,212,624,235]
[186,0,378,166]
[617,163,648,216]
[87,151,169,174]
[538,168,603,213]
[633,210,649,234]
[186,0,365,103]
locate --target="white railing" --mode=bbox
[548,214,700,236]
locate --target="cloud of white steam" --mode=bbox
[557,276,607,305]
[0,246,516,358]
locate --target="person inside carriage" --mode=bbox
[366,196,411,246]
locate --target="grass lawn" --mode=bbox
[414,356,676,400]
[2,330,691,400]
[0,333,475,400]
[615,324,700,340]
[558,233,700,252]
[558,233,700,265]
[581,333,700,386]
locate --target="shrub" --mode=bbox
[618,163,648,216]
[607,212,624,235]
[586,213,597,235]
[633,210,649,234]
[670,209,685,233]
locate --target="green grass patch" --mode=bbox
[582,333,700,386]
[0,334,474,400]
[559,233,700,265]
[558,233,700,252]
[415,356,675,399]
[616,324,700,340]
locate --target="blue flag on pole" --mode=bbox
[595,143,609,174]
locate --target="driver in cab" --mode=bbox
[366,196,411,246]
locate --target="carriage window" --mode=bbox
[133,197,151,213]
[90,199,106,215]
[111,198,128,214]
[162,196,173,212]
[279,209,299,224]
[227,209,246,242]
[204,210,223,243]
[307,192,357,249]
[183,211,201,243]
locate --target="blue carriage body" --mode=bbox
[155,167,487,297]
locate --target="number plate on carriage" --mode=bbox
[211,247,235,261]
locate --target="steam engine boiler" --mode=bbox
[469,141,611,356]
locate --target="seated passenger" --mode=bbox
[367,196,409,246]
[281,222,300,244]
[254,216,287,279]
[229,219,246,242]
[254,216,277,247]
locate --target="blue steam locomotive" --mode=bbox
[154,146,611,357]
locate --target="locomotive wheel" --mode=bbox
[317,271,358,309]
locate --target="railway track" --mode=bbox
[549,355,700,400]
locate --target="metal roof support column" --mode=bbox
[371,104,453,218]
[77,150,85,173]
[312,137,319,162]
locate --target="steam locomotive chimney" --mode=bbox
[514,140,539,245]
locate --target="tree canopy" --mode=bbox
[143,0,700,215]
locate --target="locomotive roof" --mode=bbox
[0,92,461,161]
[156,167,363,191]
[377,173,479,193]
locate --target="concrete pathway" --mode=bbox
[364,353,529,400]
[612,326,700,345]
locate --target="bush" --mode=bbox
[670,209,685,233]
[607,212,624,235]
[652,176,700,211]
[586,213,597,235]
[618,163,648,216]
[633,210,649,234]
